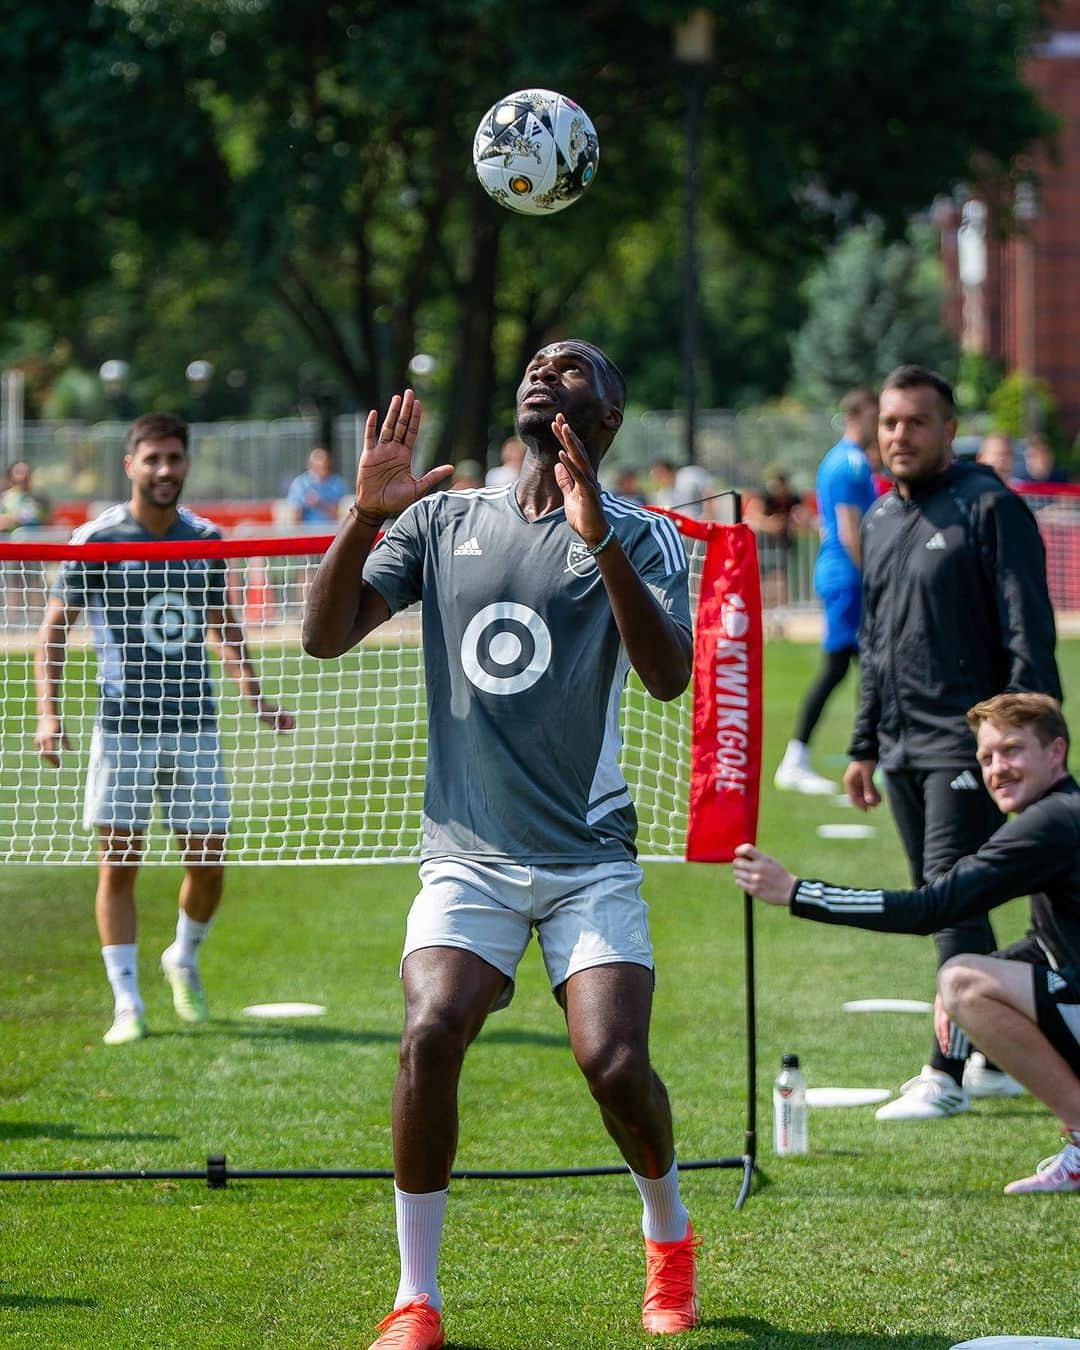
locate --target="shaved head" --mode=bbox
[533,341,626,411]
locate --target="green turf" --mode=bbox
[3,639,1079,1348]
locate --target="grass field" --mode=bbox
[3,638,1079,1349]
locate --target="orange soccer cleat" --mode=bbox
[367,1295,445,1350]
[642,1222,702,1335]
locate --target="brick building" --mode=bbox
[937,0,1080,443]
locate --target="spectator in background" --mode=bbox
[774,387,879,795]
[673,463,715,520]
[451,459,483,489]
[613,467,648,505]
[976,432,1017,486]
[648,459,678,509]
[485,437,525,488]
[647,459,715,519]
[748,467,806,616]
[286,447,350,524]
[1017,432,1070,486]
[0,461,50,532]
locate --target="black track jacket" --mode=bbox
[849,461,1061,770]
[790,776,1080,980]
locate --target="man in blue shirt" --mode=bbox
[286,447,350,524]
[775,388,878,794]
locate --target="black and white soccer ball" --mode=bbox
[472,89,599,216]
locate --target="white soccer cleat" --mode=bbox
[1004,1135,1080,1194]
[874,1066,970,1121]
[962,1052,1025,1099]
[161,946,210,1024]
[774,763,838,795]
[774,743,838,796]
[103,1007,148,1046]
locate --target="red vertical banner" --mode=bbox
[685,522,763,862]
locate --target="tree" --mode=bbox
[0,0,1056,456]
[790,221,959,405]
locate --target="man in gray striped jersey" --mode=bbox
[35,413,293,1046]
[305,342,701,1346]
[734,692,1080,1195]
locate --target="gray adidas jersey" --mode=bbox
[363,485,691,863]
[53,504,226,733]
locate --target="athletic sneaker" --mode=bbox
[103,1007,148,1045]
[367,1296,445,1349]
[962,1052,1024,1099]
[160,947,210,1024]
[874,1066,970,1121]
[774,741,837,796]
[1004,1135,1080,1194]
[642,1222,701,1334]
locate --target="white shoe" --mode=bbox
[774,743,838,795]
[774,761,838,795]
[962,1052,1024,1099]
[103,1007,148,1045]
[161,946,210,1024]
[1004,1135,1080,1194]
[874,1066,970,1120]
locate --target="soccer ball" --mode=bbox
[472,89,599,216]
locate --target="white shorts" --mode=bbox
[402,857,653,1010]
[84,726,230,836]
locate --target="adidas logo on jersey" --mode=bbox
[453,537,483,556]
[926,531,946,550]
[949,770,979,791]
[1047,970,1069,994]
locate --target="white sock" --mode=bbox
[172,911,211,967]
[629,1159,690,1243]
[784,738,809,766]
[394,1185,448,1312]
[102,944,142,1015]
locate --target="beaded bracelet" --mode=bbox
[586,525,616,557]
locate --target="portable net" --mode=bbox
[0,516,753,866]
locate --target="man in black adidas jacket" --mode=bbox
[735,693,1080,1195]
[842,365,1061,1121]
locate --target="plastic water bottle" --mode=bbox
[773,1053,808,1155]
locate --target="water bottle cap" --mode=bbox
[781,1054,800,1068]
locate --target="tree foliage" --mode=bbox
[0,0,1056,456]
[790,221,960,404]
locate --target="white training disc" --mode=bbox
[243,1002,327,1019]
[816,823,877,840]
[806,1087,892,1108]
[842,998,934,1014]
[951,1339,1080,1349]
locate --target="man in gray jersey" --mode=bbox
[35,413,293,1046]
[304,342,700,1346]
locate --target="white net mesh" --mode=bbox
[0,527,708,865]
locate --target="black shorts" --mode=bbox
[1032,964,1080,1078]
[996,936,1080,1079]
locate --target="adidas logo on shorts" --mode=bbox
[1047,970,1069,994]
[454,537,483,556]
[949,770,979,791]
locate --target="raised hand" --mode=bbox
[353,390,452,522]
[551,413,609,548]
